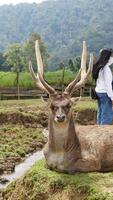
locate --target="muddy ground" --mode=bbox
[0,100,97,126]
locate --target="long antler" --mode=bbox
[64,41,93,95]
[29,40,56,95]
[29,40,93,96]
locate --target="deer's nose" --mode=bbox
[57,115,65,122]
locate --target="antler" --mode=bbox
[64,41,93,95]
[29,40,56,95]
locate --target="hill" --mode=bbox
[0,0,113,69]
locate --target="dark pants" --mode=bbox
[96,93,113,125]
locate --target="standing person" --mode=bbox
[92,48,113,125]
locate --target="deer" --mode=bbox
[29,40,113,173]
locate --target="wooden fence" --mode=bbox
[0,85,92,100]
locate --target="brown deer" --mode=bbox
[29,40,113,173]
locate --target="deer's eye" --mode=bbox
[62,104,71,111]
[66,104,71,109]
[64,104,71,110]
[50,104,54,110]
[50,104,58,111]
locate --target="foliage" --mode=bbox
[0,52,10,71]
[0,0,113,69]
[68,56,81,72]
[1,32,49,72]
[4,43,26,99]
[4,43,24,72]
[22,32,50,71]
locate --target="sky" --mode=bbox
[0,0,47,6]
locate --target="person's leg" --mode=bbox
[100,94,112,125]
[97,98,101,125]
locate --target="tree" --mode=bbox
[0,52,6,71]
[73,56,81,72]
[57,61,65,70]
[68,56,81,72]
[68,59,75,72]
[22,32,50,72]
[4,43,24,99]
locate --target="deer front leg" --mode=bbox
[66,156,101,173]
[74,158,101,172]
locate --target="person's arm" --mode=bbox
[103,66,113,103]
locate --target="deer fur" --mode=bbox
[29,40,113,173]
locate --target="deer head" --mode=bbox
[29,40,93,124]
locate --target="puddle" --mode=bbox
[0,150,44,189]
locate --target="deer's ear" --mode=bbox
[40,96,48,102]
[71,96,81,104]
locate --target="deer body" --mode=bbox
[29,39,113,173]
[44,121,113,173]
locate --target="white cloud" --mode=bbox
[0,0,47,6]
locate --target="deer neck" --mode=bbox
[48,112,80,152]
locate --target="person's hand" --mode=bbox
[112,100,113,105]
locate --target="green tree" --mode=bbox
[4,43,24,99]
[68,59,75,72]
[68,56,81,72]
[57,61,65,70]
[0,52,6,71]
[23,32,50,72]
[73,56,81,72]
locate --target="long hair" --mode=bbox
[92,48,113,80]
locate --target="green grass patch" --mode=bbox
[0,70,76,89]
[74,97,97,111]
[0,70,93,89]
[0,99,43,108]
[0,98,97,112]
[45,70,75,86]
[0,71,35,88]
[3,160,113,200]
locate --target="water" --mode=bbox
[0,150,44,190]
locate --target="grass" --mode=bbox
[0,72,35,88]
[0,124,43,158]
[75,97,97,111]
[0,70,75,88]
[0,97,97,111]
[2,160,113,200]
[0,123,44,175]
[0,99,46,111]
[0,70,93,88]
[45,70,75,86]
